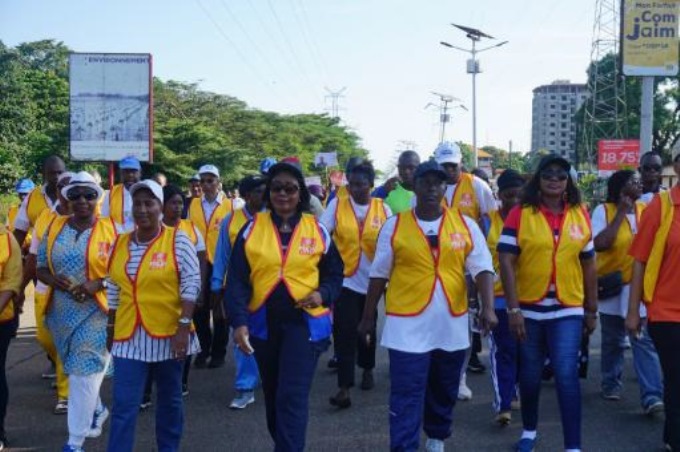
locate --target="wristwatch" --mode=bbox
[178,316,192,326]
[506,307,522,315]
[101,278,109,290]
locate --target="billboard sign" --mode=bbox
[69,53,153,162]
[621,0,680,76]
[598,139,640,176]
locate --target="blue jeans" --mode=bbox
[108,357,184,452]
[388,348,466,452]
[519,316,582,450]
[234,344,260,391]
[489,308,518,413]
[600,314,663,408]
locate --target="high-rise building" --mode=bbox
[531,80,589,160]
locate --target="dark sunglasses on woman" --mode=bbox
[67,191,98,201]
[540,170,568,181]
[270,184,299,195]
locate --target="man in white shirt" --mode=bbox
[358,160,497,452]
[100,156,142,232]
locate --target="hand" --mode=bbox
[357,316,376,346]
[13,291,25,314]
[297,291,323,310]
[234,326,254,355]
[479,308,498,335]
[508,311,526,341]
[170,326,190,361]
[617,195,634,213]
[625,309,642,339]
[74,279,102,298]
[53,275,72,292]
[583,313,597,336]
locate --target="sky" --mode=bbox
[1,0,597,171]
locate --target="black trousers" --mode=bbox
[333,287,376,388]
[0,318,17,436]
[649,322,680,449]
[194,263,228,360]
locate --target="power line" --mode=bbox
[288,0,330,82]
[324,87,346,119]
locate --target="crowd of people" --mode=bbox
[0,144,679,452]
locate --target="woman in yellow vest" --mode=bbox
[106,180,201,452]
[498,155,598,452]
[593,170,663,413]
[36,172,117,452]
[226,162,344,452]
[627,150,680,451]
[0,225,22,450]
[358,160,497,451]
[320,162,391,408]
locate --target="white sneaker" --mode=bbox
[425,438,445,452]
[458,373,472,401]
[229,390,255,410]
[86,405,109,438]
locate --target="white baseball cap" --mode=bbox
[61,171,104,200]
[198,164,220,177]
[434,142,462,165]
[129,179,164,204]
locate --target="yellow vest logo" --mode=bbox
[149,252,168,270]
[212,217,223,231]
[370,215,382,230]
[568,224,585,240]
[450,232,467,250]
[97,242,111,260]
[299,237,317,255]
[459,193,473,207]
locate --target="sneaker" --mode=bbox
[54,399,68,415]
[467,354,486,374]
[229,390,255,410]
[495,411,512,426]
[62,445,84,452]
[327,356,338,369]
[139,395,152,411]
[601,391,621,401]
[194,354,208,369]
[644,400,664,416]
[360,370,374,391]
[457,374,472,401]
[425,438,445,452]
[516,437,536,452]
[182,384,189,397]
[86,405,109,438]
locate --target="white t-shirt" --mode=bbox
[321,198,392,294]
[14,186,58,232]
[410,175,497,219]
[370,213,494,353]
[591,204,646,317]
[101,186,134,232]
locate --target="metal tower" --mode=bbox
[324,87,346,119]
[580,0,628,169]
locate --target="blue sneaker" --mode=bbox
[86,405,109,438]
[516,437,536,452]
[62,445,85,452]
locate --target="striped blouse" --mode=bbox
[107,230,202,362]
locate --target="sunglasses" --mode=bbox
[67,191,98,201]
[540,170,568,181]
[270,184,300,195]
[641,164,662,172]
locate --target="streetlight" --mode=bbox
[441,24,508,167]
[425,92,467,143]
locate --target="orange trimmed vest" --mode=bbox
[24,187,51,228]
[107,184,128,226]
[333,197,387,277]
[596,202,645,283]
[176,219,199,246]
[189,196,235,263]
[6,205,18,232]
[643,190,676,303]
[45,216,118,312]
[228,208,251,247]
[109,227,192,340]
[443,173,480,220]
[0,231,16,322]
[386,209,473,317]
[486,209,505,296]
[515,205,592,306]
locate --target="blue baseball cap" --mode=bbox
[259,157,277,175]
[15,178,35,194]
[119,156,141,171]
[414,160,447,181]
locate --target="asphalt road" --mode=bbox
[4,301,666,451]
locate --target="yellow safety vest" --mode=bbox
[486,209,505,296]
[228,208,250,247]
[45,216,118,312]
[386,209,472,317]
[333,197,387,277]
[0,231,17,322]
[189,196,235,263]
[107,184,127,226]
[25,187,51,228]
[643,190,677,303]
[515,205,592,306]
[244,212,329,319]
[6,205,18,232]
[176,219,199,246]
[443,173,480,220]
[596,202,645,283]
[109,227,191,340]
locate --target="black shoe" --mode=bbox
[327,356,338,370]
[194,354,208,369]
[361,370,374,391]
[329,394,351,409]
[467,354,486,374]
[182,384,189,397]
[208,357,225,369]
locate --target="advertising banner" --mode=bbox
[621,0,680,76]
[69,53,153,162]
[598,139,640,176]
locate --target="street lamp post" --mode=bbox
[441,24,507,168]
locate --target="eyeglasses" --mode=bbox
[67,191,98,201]
[540,170,568,181]
[641,164,662,172]
[200,178,217,185]
[270,184,299,195]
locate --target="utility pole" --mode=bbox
[509,139,513,169]
[324,87,346,119]
[426,92,467,143]
[441,24,507,168]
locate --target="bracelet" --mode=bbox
[506,307,522,315]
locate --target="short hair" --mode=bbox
[398,150,420,165]
[606,170,636,203]
[162,184,185,207]
[521,166,582,208]
[348,162,376,186]
[640,151,661,165]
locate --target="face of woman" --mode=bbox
[164,194,184,223]
[539,163,569,199]
[269,172,300,216]
[66,187,98,219]
[499,186,522,212]
[348,173,371,204]
[133,189,162,229]
[622,174,642,200]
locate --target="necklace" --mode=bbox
[279,222,292,233]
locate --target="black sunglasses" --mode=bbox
[270,184,300,195]
[540,170,568,181]
[641,164,662,172]
[67,191,98,201]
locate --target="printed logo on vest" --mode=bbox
[450,232,467,250]
[149,252,168,270]
[568,224,585,240]
[299,237,317,255]
[212,218,223,231]
[459,193,473,207]
[97,242,111,260]
[370,215,382,229]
